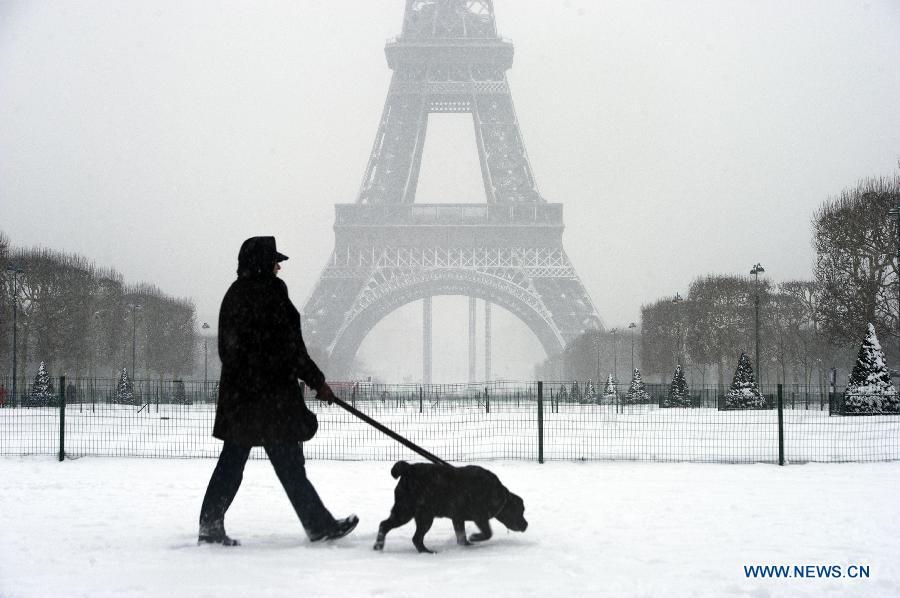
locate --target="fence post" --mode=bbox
[419,387,423,414]
[58,375,66,462]
[777,383,785,466]
[484,386,490,414]
[537,381,544,464]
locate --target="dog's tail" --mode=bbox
[390,461,411,479]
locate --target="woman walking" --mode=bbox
[198,236,357,546]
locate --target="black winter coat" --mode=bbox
[213,272,325,446]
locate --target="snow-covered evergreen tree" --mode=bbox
[557,384,569,403]
[570,380,583,403]
[30,361,54,404]
[724,353,766,409]
[583,379,597,403]
[844,323,900,414]
[114,368,135,404]
[665,365,691,407]
[624,368,650,404]
[602,374,617,402]
[172,379,188,405]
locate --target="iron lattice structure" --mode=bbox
[302,0,600,377]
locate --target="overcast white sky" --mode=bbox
[2,0,899,381]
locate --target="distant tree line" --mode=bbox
[535,327,640,386]
[1,234,196,384]
[636,276,840,387]
[539,170,900,388]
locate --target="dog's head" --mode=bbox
[494,490,528,532]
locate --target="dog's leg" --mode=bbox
[373,507,414,551]
[469,519,492,543]
[453,519,471,546]
[412,514,436,554]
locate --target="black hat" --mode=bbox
[237,236,289,275]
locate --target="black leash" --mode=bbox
[330,396,452,467]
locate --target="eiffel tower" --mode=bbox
[302,0,601,381]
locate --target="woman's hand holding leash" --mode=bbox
[316,382,336,405]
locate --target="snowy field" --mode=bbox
[1,457,898,597]
[3,403,899,463]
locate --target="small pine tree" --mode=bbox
[570,380,583,403]
[624,368,650,404]
[602,374,617,402]
[30,361,54,405]
[172,379,188,405]
[844,323,900,414]
[665,365,691,407]
[724,353,766,409]
[583,378,597,403]
[114,368,135,404]
[557,383,569,403]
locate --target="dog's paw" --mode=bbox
[373,542,384,551]
[468,533,491,543]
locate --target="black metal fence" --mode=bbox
[1,377,898,463]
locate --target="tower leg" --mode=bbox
[423,297,432,385]
[469,297,476,383]
[485,301,492,382]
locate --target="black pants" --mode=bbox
[199,441,335,537]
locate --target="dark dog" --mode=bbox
[372,461,528,553]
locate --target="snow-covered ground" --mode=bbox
[2,457,898,597]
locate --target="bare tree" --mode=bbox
[813,175,900,362]
[0,240,196,382]
[684,275,759,385]
[536,327,636,384]
[89,269,125,377]
[124,284,197,379]
[0,231,10,373]
[640,296,683,379]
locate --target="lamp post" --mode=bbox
[672,293,683,367]
[750,263,765,380]
[127,303,141,378]
[628,322,637,372]
[611,328,618,384]
[6,264,24,404]
[202,322,210,397]
[888,204,900,363]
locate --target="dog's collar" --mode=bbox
[491,494,508,519]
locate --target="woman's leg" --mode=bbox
[264,442,336,538]
[199,441,251,542]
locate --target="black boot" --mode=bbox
[309,514,359,542]
[198,522,240,546]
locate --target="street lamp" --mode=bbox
[5,264,24,404]
[127,303,142,378]
[672,293,683,367]
[202,322,210,395]
[611,328,618,384]
[628,322,637,372]
[750,263,765,380]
